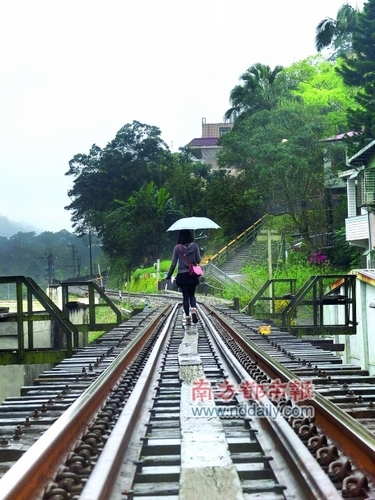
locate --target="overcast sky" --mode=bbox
[0,0,364,233]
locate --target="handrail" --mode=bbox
[206,216,266,267]
[60,280,122,331]
[281,274,356,336]
[292,232,334,249]
[247,278,297,318]
[207,263,253,294]
[0,277,123,365]
[0,276,77,363]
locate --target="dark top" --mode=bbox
[166,242,201,279]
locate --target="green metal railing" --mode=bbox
[247,278,297,321]
[0,277,123,365]
[60,280,122,333]
[281,274,357,336]
[0,276,78,364]
[246,274,356,336]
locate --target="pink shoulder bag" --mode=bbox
[179,245,204,276]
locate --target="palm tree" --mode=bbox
[315,3,360,59]
[224,63,286,122]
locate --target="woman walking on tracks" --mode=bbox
[166,229,201,325]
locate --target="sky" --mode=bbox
[0,0,365,233]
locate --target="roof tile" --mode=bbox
[187,137,219,147]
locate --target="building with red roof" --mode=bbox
[187,118,233,170]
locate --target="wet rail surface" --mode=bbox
[0,299,374,499]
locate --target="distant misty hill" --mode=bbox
[0,214,43,237]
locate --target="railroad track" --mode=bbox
[0,299,374,499]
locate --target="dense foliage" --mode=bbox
[223,63,295,122]
[218,105,329,220]
[338,0,375,149]
[0,230,104,287]
[285,56,357,134]
[65,121,175,233]
[65,122,214,269]
[315,3,359,59]
[217,56,351,245]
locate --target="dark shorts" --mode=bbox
[176,272,199,287]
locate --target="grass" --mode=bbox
[130,261,171,293]
[87,298,131,343]
[239,255,350,325]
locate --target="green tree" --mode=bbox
[224,63,292,122]
[315,3,359,59]
[163,148,208,218]
[65,121,174,234]
[202,170,262,239]
[218,103,335,245]
[325,227,362,269]
[65,121,216,271]
[339,0,375,148]
[285,56,356,134]
[103,181,182,267]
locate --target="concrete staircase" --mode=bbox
[204,220,281,294]
[218,244,254,275]
[217,230,281,277]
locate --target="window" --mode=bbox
[219,127,231,136]
[357,169,375,208]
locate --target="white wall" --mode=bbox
[326,271,375,375]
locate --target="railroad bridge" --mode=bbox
[0,242,375,497]
[0,299,375,499]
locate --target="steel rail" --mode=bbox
[206,305,375,477]
[200,306,342,500]
[0,305,171,500]
[80,303,177,500]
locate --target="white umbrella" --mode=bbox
[167,216,220,231]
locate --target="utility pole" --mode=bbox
[47,249,54,285]
[267,230,272,280]
[68,243,78,276]
[38,248,55,286]
[88,231,93,276]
